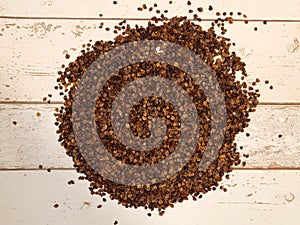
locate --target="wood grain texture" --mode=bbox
[0,1,299,224]
[0,19,299,103]
[0,0,300,20]
[0,104,73,169]
[0,0,300,225]
[0,170,299,225]
[0,104,299,169]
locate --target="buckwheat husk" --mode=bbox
[55,12,259,214]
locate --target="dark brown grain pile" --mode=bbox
[54,6,260,215]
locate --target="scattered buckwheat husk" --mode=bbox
[53,203,59,208]
[38,164,43,169]
[12,121,17,125]
[243,154,249,158]
[54,2,261,216]
[68,180,75,185]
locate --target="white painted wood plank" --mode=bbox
[0,19,299,103]
[0,0,299,20]
[0,104,299,169]
[0,170,299,225]
[237,105,300,169]
[0,104,73,169]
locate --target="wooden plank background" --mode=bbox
[0,104,299,169]
[0,0,299,225]
[0,0,300,20]
[1,170,300,225]
[0,20,299,102]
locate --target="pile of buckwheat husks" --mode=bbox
[54,1,261,216]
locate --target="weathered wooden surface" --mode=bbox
[0,104,299,169]
[0,170,299,225]
[0,20,299,102]
[0,0,299,224]
[0,0,300,20]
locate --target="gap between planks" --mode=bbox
[1,16,300,22]
[1,168,300,171]
[0,101,299,105]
